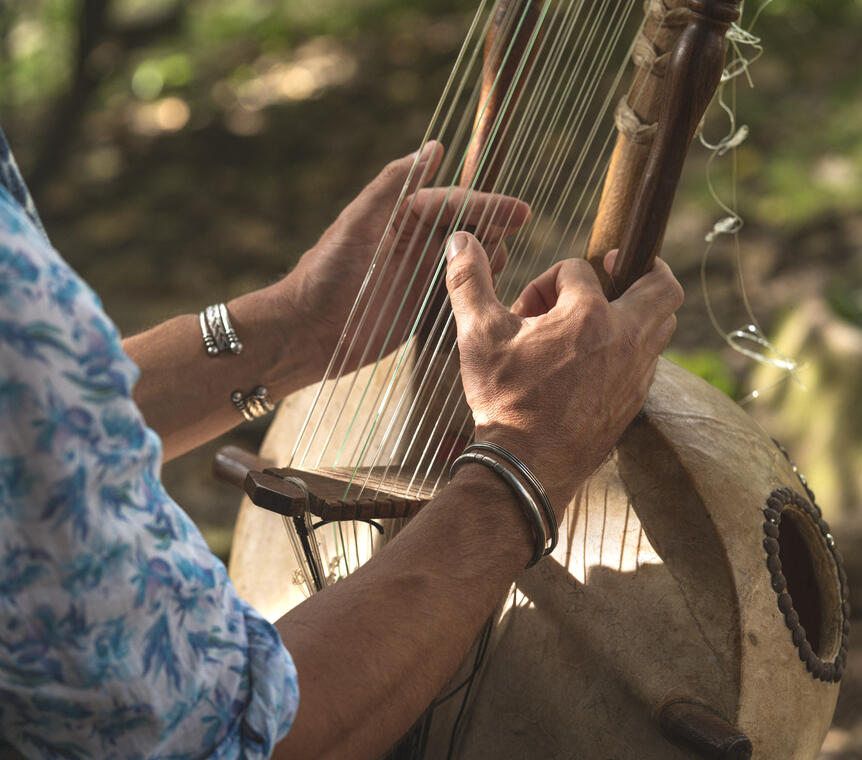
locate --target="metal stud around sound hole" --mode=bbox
[763,488,850,682]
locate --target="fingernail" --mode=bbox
[410,140,437,163]
[447,232,469,262]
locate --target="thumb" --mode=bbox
[359,140,443,212]
[445,232,505,334]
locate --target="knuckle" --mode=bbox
[446,259,477,293]
[638,375,653,401]
[566,256,590,270]
[655,314,677,350]
[621,325,642,358]
[575,293,610,332]
[561,257,592,279]
[380,159,404,184]
[667,277,685,309]
[456,316,479,346]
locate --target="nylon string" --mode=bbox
[281,0,681,587]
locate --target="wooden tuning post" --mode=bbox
[608,0,742,299]
[660,699,753,759]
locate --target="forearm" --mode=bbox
[273,467,538,760]
[124,279,317,461]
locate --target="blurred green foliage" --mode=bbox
[664,348,739,397]
[2,0,859,228]
[0,0,474,105]
[709,0,862,228]
[826,279,862,328]
[0,0,76,105]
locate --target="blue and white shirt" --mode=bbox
[0,131,298,758]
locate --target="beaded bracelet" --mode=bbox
[450,450,547,568]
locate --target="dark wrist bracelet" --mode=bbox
[465,440,558,555]
[450,442,555,568]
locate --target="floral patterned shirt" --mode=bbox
[0,132,298,758]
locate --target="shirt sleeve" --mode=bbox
[0,185,298,758]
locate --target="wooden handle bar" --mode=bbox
[585,0,690,289]
[608,0,741,298]
[212,445,273,490]
[461,0,543,192]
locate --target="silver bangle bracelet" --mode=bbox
[205,304,229,353]
[464,441,558,555]
[450,450,547,568]
[200,311,219,356]
[231,386,275,421]
[218,302,243,355]
[200,302,243,357]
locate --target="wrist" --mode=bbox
[444,463,535,569]
[226,280,319,400]
[473,423,582,521]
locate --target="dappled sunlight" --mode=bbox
[813,155,858,192]
[9,18,46,58]
[128,96,191,135]
[1,0,859,753]
[555,462,663,586]
[207,37,360,136]
[233,37,358,111]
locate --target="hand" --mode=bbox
[445,233,684,513]
[280,142,531,379]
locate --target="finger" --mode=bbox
[641,355,661,399]
[553,257,607,305]
[613,257,684,333]
[603,248,619,275]
[511,262,564,317]
[648,313,677,354]
[411,187,531,236]
[406,141,445,194]
[445,232,508,335]
[356,141,444,214]
[484,239,508,275]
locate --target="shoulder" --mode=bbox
[0,184,106,317]
[0,184,136,401]
[0,185,300,758]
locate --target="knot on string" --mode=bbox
[632,36,671,78]
[727,23,762,47]
[728,324,799,374]
[705,214,743,242]
[700,123,749,155]
[643,0,691,28]
[614,97,658,145]
[719,124,749,154]
[695,0,799,388]
[721,23,764,84]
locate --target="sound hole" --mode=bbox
[763,487,848,681]
[778,508,840,657]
